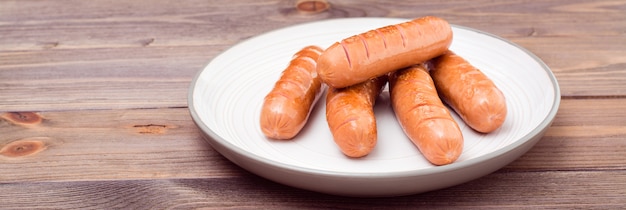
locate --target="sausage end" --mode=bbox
[317,42,352,88]
[260,96,307,140]
[412,119,464,165]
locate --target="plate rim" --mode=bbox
[187,17,561,182]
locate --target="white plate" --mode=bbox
[188,17,560,197]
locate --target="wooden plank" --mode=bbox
[0,108,243,182]
[1,1,625,113]
[1,98,624,183]
[0,0,304,52]
[2,0,623,39]
[0,50,203,112]
[551,98,626,126]
[0,171,624,208]
[506,98,626,170]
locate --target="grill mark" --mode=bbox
[394,24,407,48]
[416,115,457,129]
[277,79,306,94]
[274,88,294,99]
[304,46,323,55]
[375,29,388,49]
[296,56,317,67]
[340,41,352,68]
[357,34,370,59]
[336,116,359,131]
[290,65,313,81]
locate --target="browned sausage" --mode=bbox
[429,51,507,133]
[260,45,324,140]
[317,16,453,89]
[325,76,387,158]
[389,64,463,165]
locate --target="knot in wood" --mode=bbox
[133,124,170,134]
[1,112,43,126]
[296,0,330,14]
[0,139,47,157]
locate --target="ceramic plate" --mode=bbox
[188,17,560,197]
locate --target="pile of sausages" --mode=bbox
[259,16,506,166]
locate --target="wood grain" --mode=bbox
[0,108,243,183]
[1,99,624,181]
[1,0,625,208]
[2,0,625,111]
[0,171,624,208]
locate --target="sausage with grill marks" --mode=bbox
[317,16,453,89]
[325,76,387,158]
[389,64,463,165]
[429,50,507,133]
[260,45,325,140]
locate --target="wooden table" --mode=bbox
[1,0,625,208]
